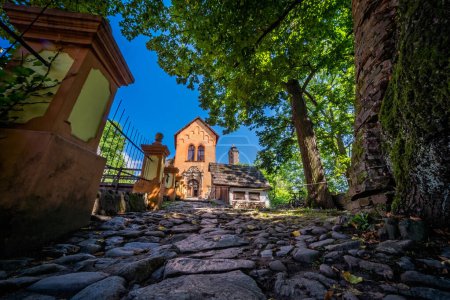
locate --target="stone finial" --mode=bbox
[155,132,164,143]
[165,158,175,167]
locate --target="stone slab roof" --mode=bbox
[209,163,270,189]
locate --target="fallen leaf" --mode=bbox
[439,258,450,266]
[342,271,363,284]
[348,287,363,295]
[292,230,301,237]
[324,290,334,300]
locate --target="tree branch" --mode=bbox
[301,68,318,91]
[304,90,318,106]
[255,0,303,47]
[13,101,52,106]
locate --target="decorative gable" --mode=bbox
[174,117,219,149]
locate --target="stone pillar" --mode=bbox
[133,133,170,210]
[164,160,179,201]
[0,5,133,257]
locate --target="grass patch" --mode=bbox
[161,201,175,210]
[251,207,344,222]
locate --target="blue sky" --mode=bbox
[108,17,261,164]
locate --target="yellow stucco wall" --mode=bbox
[159,158,165,182]
[68,68,110,142]
[8,50,74,123]
[165,173,174,188]
[143,155,160,180]
[174,119,217,198]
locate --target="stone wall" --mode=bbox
[346,0,398,211]
[231,201,267,210]
[92,189,147,216]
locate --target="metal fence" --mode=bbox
[0,3,53,65]
[98,101,151,191]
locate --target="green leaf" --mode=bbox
[32,60,44,67]
[342,271,363,284]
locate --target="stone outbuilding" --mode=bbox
[209,163,271,209]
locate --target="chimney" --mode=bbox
[228,145,239,165]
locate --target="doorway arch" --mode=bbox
[188,179,199,197]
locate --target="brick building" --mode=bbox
[173,117,270,208]
[173,117,219,199]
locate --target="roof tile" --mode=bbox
[209,163,270,189]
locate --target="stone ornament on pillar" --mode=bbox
[0,4,134,257]
[133,133,170,210]
[164,159,179,201]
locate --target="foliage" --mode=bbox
[348,212,371,231]
[255,69,354,195]
[309,68,355,191]
[0,51,60,124]
[258,155,307,208]
[146,0,354,128]
[99,121,127,182]
[342,271,363,284]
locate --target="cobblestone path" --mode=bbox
[1,200,449,299]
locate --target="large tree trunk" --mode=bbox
[347,0,397,210]
[286,79,335,209]
[380,0,450,226]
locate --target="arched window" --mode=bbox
[187,145,195,161]
[197,145,205,161]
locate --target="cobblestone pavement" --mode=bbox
[1,200,449,299]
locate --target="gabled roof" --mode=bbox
[209,163,271,189]
[174,117,220,148]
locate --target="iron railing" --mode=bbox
[98,101,152,191]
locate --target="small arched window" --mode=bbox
[197,145,205,161]
[187,145,195,161]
